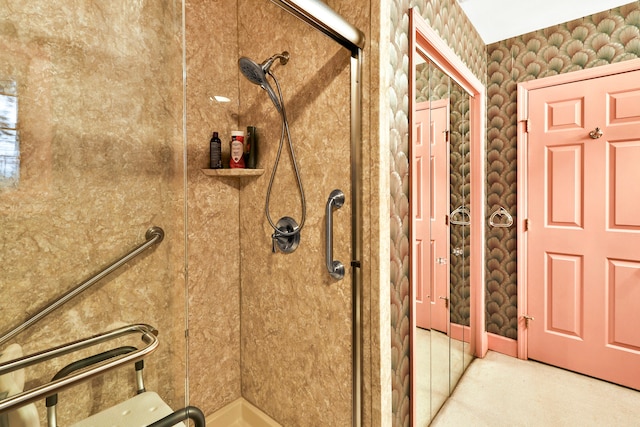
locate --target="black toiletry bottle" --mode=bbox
[245,126,258,169]
[210,131,222,169]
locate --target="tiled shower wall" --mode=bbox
[188,0,380,425]
[236,1,376,425]
[0,1,186,424]
[184,0,243,416]
[388,1,485,425]
[485,1,640,339]
[3,1,385,426]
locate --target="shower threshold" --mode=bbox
[206,398,281,427]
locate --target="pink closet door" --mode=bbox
[414,101,431,329]
[527,69,640,390]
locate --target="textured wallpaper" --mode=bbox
[485,1,640,339]
[388,1,485,426]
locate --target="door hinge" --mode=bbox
[524,119,530,133]
[445,214,450,226]
[523,315,534,327]
[439,296,450,308]
[524,218,529,231]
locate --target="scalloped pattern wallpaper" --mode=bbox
[389,1,485,426]
[390,1,640,426]
[485,2,640,339]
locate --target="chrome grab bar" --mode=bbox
[0,323,158,414]
[326,189,345,280]
[0,226,164,346]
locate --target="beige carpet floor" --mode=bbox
[431,351,640,426]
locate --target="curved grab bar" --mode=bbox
[326,189,345,280]
[0,323,158,414]
[450,206,471,226]
[489,206,514,228]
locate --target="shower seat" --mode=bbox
[45,346,204,427]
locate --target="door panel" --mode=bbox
[430,100,450,333]
[527,68,640,390]
[609,141,640,229]
[413,99,450,331]
[545,252,583,338]
[547,145,583,227]
[414,102,431,329]
[608,259,640,351]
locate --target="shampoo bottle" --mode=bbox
[209,131,222,169]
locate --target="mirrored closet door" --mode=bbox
[410,7,485,425]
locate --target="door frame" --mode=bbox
[517,58,640,359]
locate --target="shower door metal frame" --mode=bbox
[267,1,365,425]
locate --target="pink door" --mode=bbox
[414,101,431,329]
[527,69,640,390]
[413,99,450,332]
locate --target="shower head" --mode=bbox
[238,51,290,112]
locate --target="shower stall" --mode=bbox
[0,1,380,426]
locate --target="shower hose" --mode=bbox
[264,70,307,240]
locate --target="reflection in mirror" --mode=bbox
[427,60,451,420]
[448,79,472,392]
[412,52,434,425]
[0,80,19,187]
[410,7,485,426]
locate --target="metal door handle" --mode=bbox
[589,127,603,139]
[326,189,345,280]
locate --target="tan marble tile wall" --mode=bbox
[362,1,391,424]
[0,1,186,424]
[236,0,356,424]
[2,1,387,425]
[184,0,243,416]
[175,0,384,423]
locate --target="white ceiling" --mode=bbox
[457,0,636,44]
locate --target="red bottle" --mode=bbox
[229,130,245,168]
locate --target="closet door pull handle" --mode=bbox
[326,189,345,280]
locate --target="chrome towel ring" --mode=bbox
[489,206,513,228]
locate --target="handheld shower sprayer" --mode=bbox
[238,52,290,113]
[238,51,306,254]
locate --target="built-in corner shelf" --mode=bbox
[201,168,264,177]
